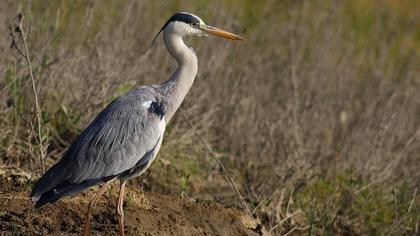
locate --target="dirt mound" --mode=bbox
[0,166,263,235]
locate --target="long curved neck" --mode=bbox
[159,31,198,122]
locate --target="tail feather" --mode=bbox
[31,161,67,199]
[30,154,117,208]
[33,179,101,208]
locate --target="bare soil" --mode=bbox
[0,165,262,236]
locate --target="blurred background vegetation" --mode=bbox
[0,0,419,235]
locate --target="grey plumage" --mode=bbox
[31,86,165,207]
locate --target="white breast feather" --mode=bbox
[141,101,152,108]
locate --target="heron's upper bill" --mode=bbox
[199,25,244,41]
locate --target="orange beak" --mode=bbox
[200,25,244,41]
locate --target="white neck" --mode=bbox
[158,30,198,121]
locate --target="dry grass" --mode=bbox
[0,0,419,235]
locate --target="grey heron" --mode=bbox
[30,12,243,236]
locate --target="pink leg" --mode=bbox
[117,181,127,236]
[82,183,109,236]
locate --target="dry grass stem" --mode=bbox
[179,107,251,215]
[8,13,45,171]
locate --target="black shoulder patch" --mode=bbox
[148,101,165,120]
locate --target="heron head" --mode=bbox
[163,12,206,37]
[148,12,243,48]
[164,12,243,40]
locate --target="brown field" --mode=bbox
[0,0,419,235]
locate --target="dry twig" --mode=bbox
[9,13,45,171]
[179,107,251,215]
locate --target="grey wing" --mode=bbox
[31,86,165,206]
